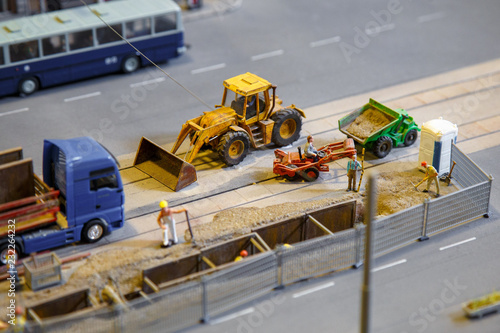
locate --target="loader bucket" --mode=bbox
[134,137,197,192]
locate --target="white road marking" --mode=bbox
[0,107,29,117]
[209,307,255,325]
[130,77,166,88]
[292,281,334,298]
[439,237,476,251]
[251,49,284,61]
[191,63,226,75]
[365,23,395,36]
[372,259,407,273]
[310,36,341,48]
[418,12,446,23]
[64,91,102,102]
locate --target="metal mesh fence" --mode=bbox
[426,181,491,235]
[280,229,357,285]
[202,252,278,320]
[451,143,490,187]
[123,280,203,333]
[26,306,121,333]
[372,204,425,255]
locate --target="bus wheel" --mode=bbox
[19,77,39,96]
[122,55,140,73]
[82,220,107,243]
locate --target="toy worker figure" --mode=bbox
[157,200,186,248]
[346,154,361,191]
[421,161,440,197]
[304,135,319,162]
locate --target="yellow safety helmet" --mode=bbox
[159,200,168,208]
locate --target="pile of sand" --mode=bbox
[346,108,393,140]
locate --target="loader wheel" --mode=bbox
[217,131,250,166]
[271,109,302,147]
[404,129,418,147]
[373,136,393,158]
[303,167,319,182]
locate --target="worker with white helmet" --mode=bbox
[157,200,187,248]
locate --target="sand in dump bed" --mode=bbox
[2,168,458,310]
[346,108,393,140]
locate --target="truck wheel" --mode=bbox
[404,129,418,146]
[122,55,140,73]
[82,220,107,243]
[18,77,39,96]
[303,167,319,181]
[373,136,393,158]
[0,242,21,266]
[271,109,302,147]
[217,131,250,166]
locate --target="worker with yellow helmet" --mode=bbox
[157,200,187,248]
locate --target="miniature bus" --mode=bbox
[0,0,185,97]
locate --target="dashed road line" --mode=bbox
[251,49,284,61]
[365,23,395,36]
[191,63,226,75]
[418,12,446,23]
[130,77,166,88]
[310,36,341,48]
[292,282,335,298]
[0,107,29,117]
[64,91,102,102]
[439,237,476,251]
[372,259,407,273]
[209,307,255,325]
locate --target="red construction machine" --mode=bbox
[273,138,356,182]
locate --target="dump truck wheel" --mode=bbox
[373,136,393,158]
[82,220,107,243]
[271,109,302,147]
[218,131,250,166]
[303,167,319,181]
[404,129,418,146]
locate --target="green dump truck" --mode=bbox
[338,98,420,158]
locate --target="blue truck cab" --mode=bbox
[19,137,125,254]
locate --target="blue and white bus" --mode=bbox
[0,0,185,97]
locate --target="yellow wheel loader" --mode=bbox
[134,73,305,191]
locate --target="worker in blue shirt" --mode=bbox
[347,154,361,191]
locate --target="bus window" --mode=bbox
[0,47,4,65]
[125,18,151,39]
[9,40,39,62]
[154,13,176,33]
[97,24,122,45]
[42,35,66,56]
[68,30,94,50]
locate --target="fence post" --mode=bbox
[275,246,284,289]
[419,198,430,241]
[201,276,209,323]
[353,223,364,268]
[484,176,493,218]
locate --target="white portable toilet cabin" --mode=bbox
[418,118,458,176]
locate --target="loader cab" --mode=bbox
[222,72,274,124]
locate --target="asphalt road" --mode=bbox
[181,146,499,333]
[1,0,500,174]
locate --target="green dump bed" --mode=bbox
[338,99,403,145]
